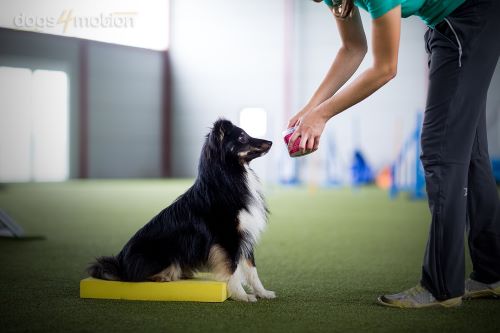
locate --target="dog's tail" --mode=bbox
[87,256,122,281]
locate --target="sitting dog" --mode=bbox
[88,119,275,302]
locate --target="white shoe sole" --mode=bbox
[463,287,500,300]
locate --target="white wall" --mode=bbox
[0,0,169,50]
[169,0,285,178]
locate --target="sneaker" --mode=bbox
[464,278,500,299]
[377,284,462,308]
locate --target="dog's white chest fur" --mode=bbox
[238,165,267,255]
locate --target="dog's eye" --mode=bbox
[238,135,248,144]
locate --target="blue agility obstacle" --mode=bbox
[389,113,425,199]
[351,150,374,186]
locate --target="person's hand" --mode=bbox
[288,109,327,155]
[287,107,311,129]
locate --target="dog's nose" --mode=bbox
[261,141,272,150]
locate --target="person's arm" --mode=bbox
[288,7,367,128]
[289,5,401,153]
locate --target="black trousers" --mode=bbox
[420,0,500,300]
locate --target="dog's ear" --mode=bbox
[204,119,232,162]
[212,119,232,143]
[206,119,229,152]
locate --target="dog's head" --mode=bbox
[206,119,272,164]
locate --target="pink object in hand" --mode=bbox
[283,127,310,157]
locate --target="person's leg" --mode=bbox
[463,109,500,298]
[467,107,500,284]
[379,0,500,307]
[420,0,500,301]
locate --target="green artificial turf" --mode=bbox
[0,180,499,333]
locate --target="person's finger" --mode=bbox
[306,136,315,151]
[299,134,309,154]
[288,115,303,129]
[313,138,320,151]
[288,131,299,149]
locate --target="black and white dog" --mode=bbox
[88,119,275,302]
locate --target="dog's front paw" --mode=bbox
[256,290,276,299]
[230,293,258,302]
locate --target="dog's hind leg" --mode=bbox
[181,269,194,279]
[150,262,181,282]
[208,245,256,302]
[241,253,276,299]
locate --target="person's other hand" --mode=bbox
[287,107,311,129]
[288,109,327,155]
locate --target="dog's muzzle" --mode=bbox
[239,139,272,161]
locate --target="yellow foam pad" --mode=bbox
[80,275,228,302]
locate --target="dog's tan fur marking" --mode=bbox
[208,245,231,280]
[246,258,255,267]
[150,262,181,282]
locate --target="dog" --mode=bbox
[88,119,275,302]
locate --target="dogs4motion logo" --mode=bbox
[12,10,137,33]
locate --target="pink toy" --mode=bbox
[282,127,312,157]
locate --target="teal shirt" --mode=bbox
[323,0,466,27]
